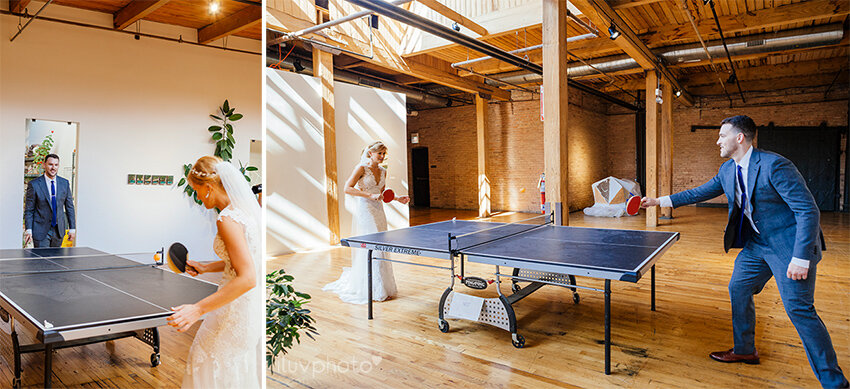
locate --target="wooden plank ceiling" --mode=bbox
[268,0,848,104]
[10,0,262,41]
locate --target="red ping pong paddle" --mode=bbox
[167,242,198,274]
[626,195,641,216]
[382,189,395,203]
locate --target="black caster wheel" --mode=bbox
[12,378,21,389]
[150,353,161,367]
[511,283,521,293]
[511,334,525,348]
[438,320,450,333]
[573,293,580,304]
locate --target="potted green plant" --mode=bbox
[266,269,318,373]
[177,100,257,204]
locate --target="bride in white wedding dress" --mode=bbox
[324,141,410,304]
[167,155,263,389]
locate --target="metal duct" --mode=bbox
[265,55,452,108]
[345,0,543,74]
[491,24,844,85]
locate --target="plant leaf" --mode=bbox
[210,114,222,121]
[212,132,223,141]
[229,113,243,121]
[208,125,222,132]
[178,178,186,186]
[223,100,230,112]
[246,166,258,171]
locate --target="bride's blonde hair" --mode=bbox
[364,141,387,156]
[188,155,224,190]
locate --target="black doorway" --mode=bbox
[757,124,843,211]
[411,147,430,207]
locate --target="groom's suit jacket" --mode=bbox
[669,148,824,265]
[24,175,76,241]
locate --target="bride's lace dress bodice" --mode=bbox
[183,206,262,388]
[323,164,397,304]
[353,165,388,232]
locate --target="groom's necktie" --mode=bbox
[50,179,58,227]
[736,165,747,246]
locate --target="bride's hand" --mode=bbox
[396,195,410,205]
[186,260,204,276]
[370,193,382,201]
[168,304,203,332]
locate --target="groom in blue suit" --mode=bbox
[642,115,847,388]
[24,154,76,248]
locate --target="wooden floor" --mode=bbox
[267,206,849,388]
[0,270,221,388]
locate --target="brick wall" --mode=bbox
[408,86,848,212]
[608,87,849,206]
[407,88,611,213]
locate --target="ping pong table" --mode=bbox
[341,217,679,375]
[0,247,218,388]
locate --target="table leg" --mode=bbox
[44,343,53,388]
[604,279,611,375]
[11,330,21,388]
[651,265,656,311]
[368,249,373,320]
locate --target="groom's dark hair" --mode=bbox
[45,153,60,162]
[721,115,757,142]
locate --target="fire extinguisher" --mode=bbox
[537,173,546,214]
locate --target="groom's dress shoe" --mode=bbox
[709,349,760,364]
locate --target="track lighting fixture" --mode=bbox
[608,24,620,40]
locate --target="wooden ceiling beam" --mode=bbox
[570,0,693,105]
[113,0,170,30]
[642,0,849,46]
[312,33,511,100]
[597,58,850,92]
[686,73,848,95]
[416,0,488,36]
[610,0,665,10]
[198,5,262,44]
[9,0,31,13]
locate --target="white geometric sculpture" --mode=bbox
[583,176,642,217]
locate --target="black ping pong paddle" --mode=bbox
[167,243,198,274]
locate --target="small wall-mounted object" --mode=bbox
[411,133,420,144]
[128,174,174,185]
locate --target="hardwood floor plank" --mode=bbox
[267,206,849,388]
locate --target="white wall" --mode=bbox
[335,82,409,239]
[265,69,409,256]
[265,69,329,255]
[0,8,261,260]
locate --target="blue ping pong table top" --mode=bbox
[0,247,217,334]
[341,220,679,282]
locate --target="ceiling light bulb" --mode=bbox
[675,90,682,97]
[210,2,220,14]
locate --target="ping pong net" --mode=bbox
[451,213,553,252]
[0,249,164,276]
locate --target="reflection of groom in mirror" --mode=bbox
[24,154,76,247]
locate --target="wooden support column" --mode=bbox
[660,81,673,221]
[542,0,569,225]
[476,94,491,218]
[645,70,660,227]
[314,46,340,244]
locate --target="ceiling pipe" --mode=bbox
[271,0,413,46]
[345,0,638,110]
[345,0,543,74]
[10,0,54,42]
[451,33,596,68]
[491,24,844,85]
[266,54,453,108]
